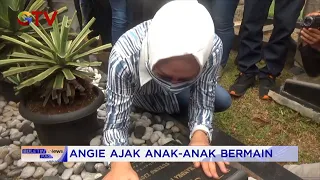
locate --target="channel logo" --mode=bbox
[17,11,33,25]
[21,146,68,162]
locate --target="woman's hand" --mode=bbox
[103,162,139,180]
[189,130,229,179]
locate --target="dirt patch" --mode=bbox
[26,89,97,115]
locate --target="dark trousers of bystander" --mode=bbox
[237,0,305,78]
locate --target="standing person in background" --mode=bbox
[299,11,320,77]
[211,0,240,79]
[229,0,305,99]
[78,0,112,44]
[79,0,92,26]
[109,0,128,45]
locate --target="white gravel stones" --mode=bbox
[22,134,36,145]
[150,131,161,143]
[17,159,27,168]
[70,174,82,180]
[94,163,108,174]
[165,121,174,129]
[171,126,180,133]
[43,167,58,177]
[0,147,9,159]
[63,162,75,169]
[0,92,186,179]
[9,149,21,160]
[0,162,7,170]
[135,117,152,128]
[33,167,46,178]
[81,170,97,179]
[61,168,74,180]
[41,162,53,170]
[152,124,164,131]
[128,112,185,147]
[132,138,145,145]
[20,166,36,178]
[77,67,107,95]
[10,131,23,141]
[73,162,85,175]
[142,127,153,140]
[90,135,102,146]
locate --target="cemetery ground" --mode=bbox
[217,51,320,164]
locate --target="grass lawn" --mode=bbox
[215,51,320,164]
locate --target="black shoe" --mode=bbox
[229,73,256,97]
[259,75,276,100]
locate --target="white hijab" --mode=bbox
[139,0,215,87]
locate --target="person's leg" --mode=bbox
[229,0,273,97]
[89,0,112,44]
[80,0,93,25]
[259,0,304,99]
[109,0,128,45]
[211,0,240,68]
[176,84,231,116]
[214,84,232,112]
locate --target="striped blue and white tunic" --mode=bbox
[103,20,222,146]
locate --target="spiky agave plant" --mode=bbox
[0,0,67,56]
[0,15,112,106]
[0,0,67,83]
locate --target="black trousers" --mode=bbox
[236,0,305,78]
[127,0,212,29]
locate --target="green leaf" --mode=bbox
[72,43,112,60]
[71,70,93,80]
[52,17,60,51]
[1,35,52,58]
[16,65,61,90]
[2,65,49,77]
[19,33,43,45]
[0,42,5,51]
[7,6,19,32]
[19,33,55,53]
[0,58,56,66]
[9,52,55,63]
[48,6,68,17]
[6,76,20,85]
[25,0,37,12]
[28,0,44,12]
[67,17,96,55]
[62,91,69,104]
[59,16,70,56]
[0,1,11,28]
[53,73,64,90]
[68,36,99,58]
[16,72,21,82]
[29,22,56,51]
[66,61,102,67]
[66,83,71,96]
[61,68,76,80]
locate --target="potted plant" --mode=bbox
[0,14,112,145]
[0,0,67,101]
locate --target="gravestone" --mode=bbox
[131,161,247,180]
[131,140,248,180]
